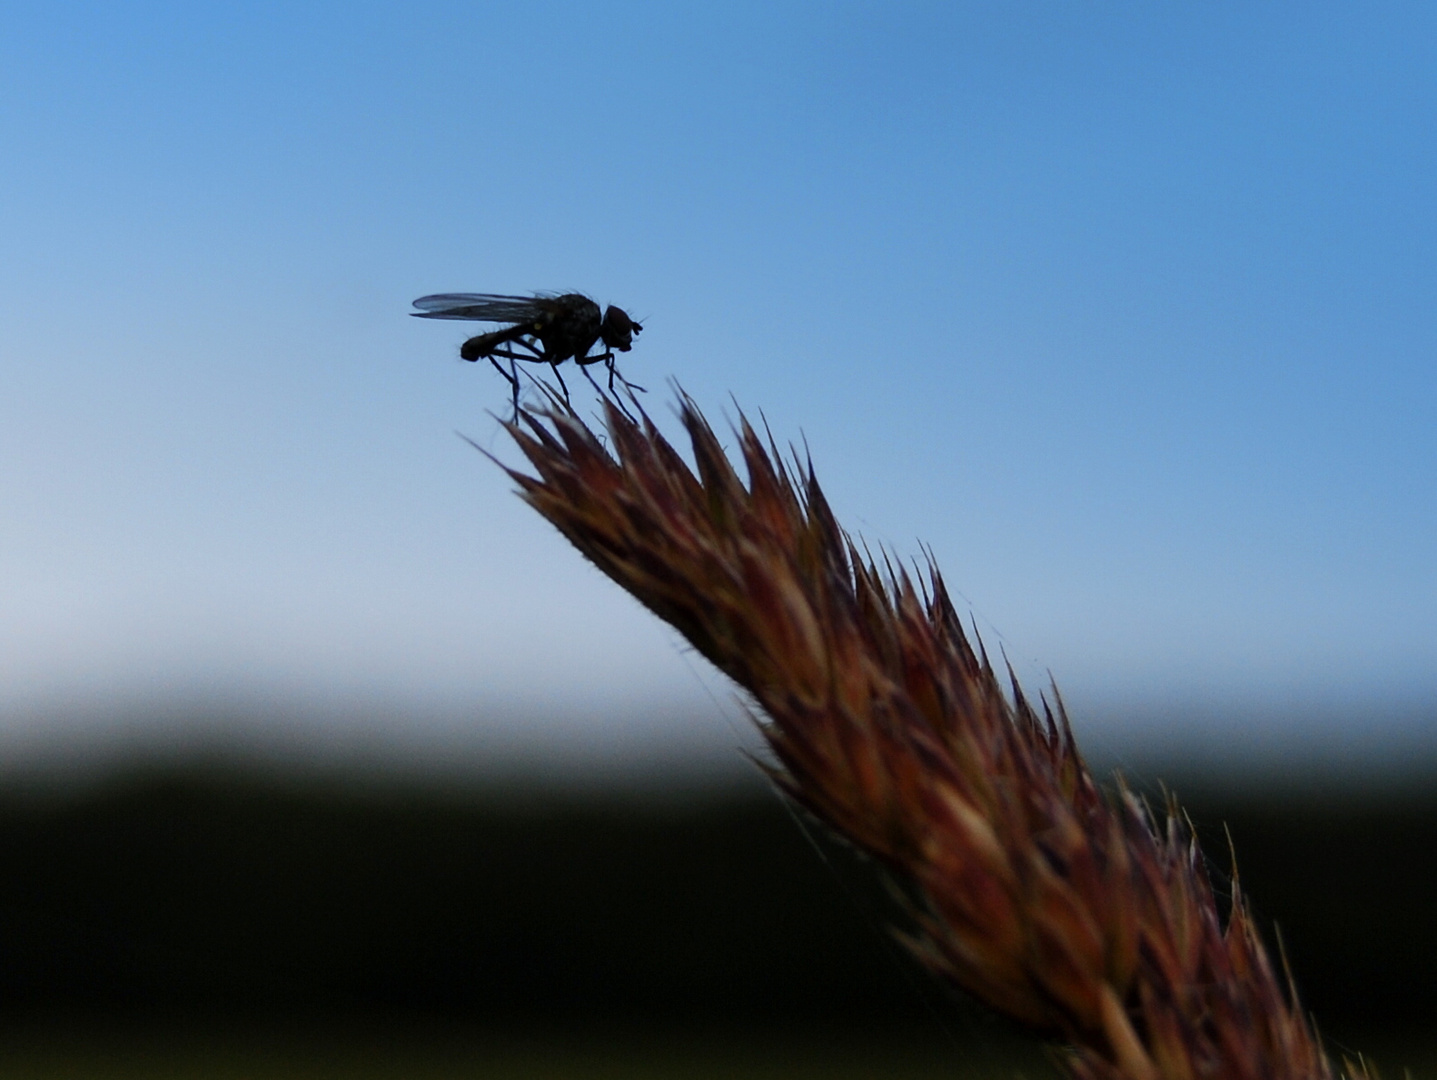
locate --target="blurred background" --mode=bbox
[0,1,1434,1076]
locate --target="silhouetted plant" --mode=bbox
[496,393,1371,1080]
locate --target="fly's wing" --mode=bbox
[411,294,550,322]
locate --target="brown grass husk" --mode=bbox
[495,392,1368,1080]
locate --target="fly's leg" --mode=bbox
[487,355,521,419]
[579,363,630,419]
[578,349,647,396]
[607,357,647,395]
[579,361,639,422]
[479,340,556,417]
[575,348,616,393]
[487,338,544,362]
[579,362,606,397]
[549,361,571,403]
[573,349,643,416]
[485,343,544,365]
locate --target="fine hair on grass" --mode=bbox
[493,391,1374,1080]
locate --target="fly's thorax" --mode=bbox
[545,296,603,335]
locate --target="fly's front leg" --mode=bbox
[575,348,618,390]
[608,357,646,395]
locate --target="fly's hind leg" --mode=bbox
[487,356,521,420]
[549,361,571,404]
[481,339,548,419]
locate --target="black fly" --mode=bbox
[411,292,644,415]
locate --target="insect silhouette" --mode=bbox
[411,292,644,414]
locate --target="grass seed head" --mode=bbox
[498,395,1369,1080]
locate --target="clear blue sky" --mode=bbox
[1,2,1433,775]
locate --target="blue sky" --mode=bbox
[1,2,1433,776]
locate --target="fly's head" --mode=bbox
[600,306,642,352]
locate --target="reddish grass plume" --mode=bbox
[495,393,1373,1080]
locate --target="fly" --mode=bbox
[411,292,644,415]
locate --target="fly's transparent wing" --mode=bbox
[411,294,549,322]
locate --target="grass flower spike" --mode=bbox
[496,394,1369,1080]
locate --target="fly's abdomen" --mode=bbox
[460,327,524,362]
